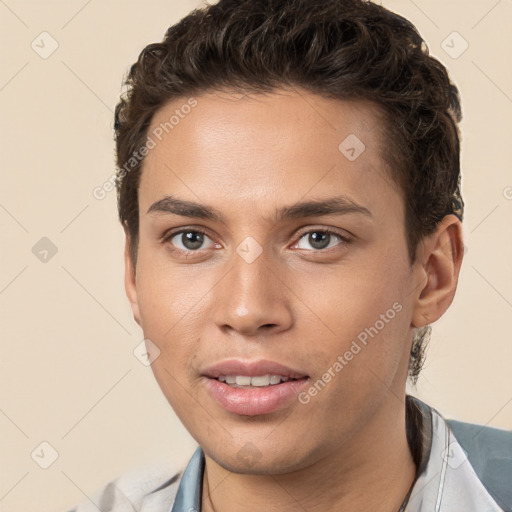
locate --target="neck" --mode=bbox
[201,394,417,512]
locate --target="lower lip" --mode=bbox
[204,378,309,416]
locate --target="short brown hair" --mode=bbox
[114,0,464,381]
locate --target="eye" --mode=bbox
[167,229,216,251]
[295,229,350,251]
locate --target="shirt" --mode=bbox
[66,396,512,512]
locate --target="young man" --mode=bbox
[69,0,511,510]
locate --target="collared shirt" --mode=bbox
[67,397,510,512]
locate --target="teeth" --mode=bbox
[235,376,252,386]
[269,375,282,385]
[218,375,291,387]
[250,375,270,387]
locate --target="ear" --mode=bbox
[411,215,464,328]
[124,228,142,327]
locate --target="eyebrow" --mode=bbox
[147,195,373,222]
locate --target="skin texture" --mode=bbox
[124,89,463,511]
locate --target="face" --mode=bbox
[125,89,424,474]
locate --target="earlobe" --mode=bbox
[124,230,142,327]
[411,215,464,328]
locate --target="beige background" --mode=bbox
[0,1,511,511]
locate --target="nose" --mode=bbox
[212,250,294,337]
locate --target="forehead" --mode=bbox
[139,89,400,218]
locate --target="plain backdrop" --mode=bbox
[1,1,511,511]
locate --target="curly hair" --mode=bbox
[114,0,463,381]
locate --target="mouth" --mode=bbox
[202,359,308,380]
[201,360,310,416]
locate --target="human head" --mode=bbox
[115,0,463,387]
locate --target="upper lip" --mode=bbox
[201,359,308,379]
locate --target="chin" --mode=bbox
[205,439,320,476]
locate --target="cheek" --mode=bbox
[316,251,408,326]
[135,243,214,337]
[305,250,412,379]
[133,251,214,405]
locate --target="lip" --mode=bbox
[201,359,308,379]
[201,359,309,416]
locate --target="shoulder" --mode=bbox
[63,460,183,512]
[446,418,512,511]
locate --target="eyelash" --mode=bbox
[163,228,217,253]
[162,227,353,254]
[293,227,353,251]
